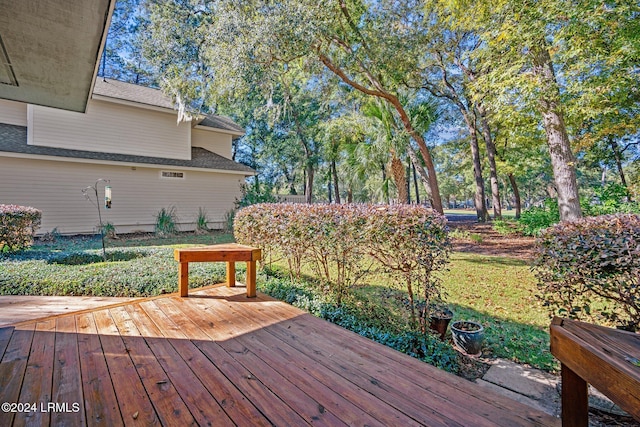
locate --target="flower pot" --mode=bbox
[451,320,484,356]
[429,309,453,340]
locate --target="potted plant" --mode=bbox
[451,320,484,356]
[428,302,453,340]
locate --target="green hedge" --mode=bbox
[534,214,640,330]
[234,203,450,333]
[0,204,42,254]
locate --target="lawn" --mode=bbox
[0,231,555,371]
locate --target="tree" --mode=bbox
[144,0,445,212]
[99,0,156,85]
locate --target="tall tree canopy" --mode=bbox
[144,0,446,212]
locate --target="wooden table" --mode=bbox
[550,317,640,427]
[173,244,262,298]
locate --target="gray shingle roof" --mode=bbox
[93,78,244,134]
[0,124,255,174]
[197,115,245,134]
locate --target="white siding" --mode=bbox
[0,156,245,234]
[27,100,191,160]
[191,129,232,159]
[0,99,27,126]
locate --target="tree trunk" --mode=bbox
[609,137,632,202]
[468,126,487,222]
[347,186,353,203]
[412,164,420,204]
[406,162,412,204]
[533,47,582,222]
[477,107,502,219]
[508,173,521,219]
[331,159,341,204]
[381,162,390,204]
[390,155,409,204]
[406,143,433,204]
[305,163,314,204]
[388,98,443,213]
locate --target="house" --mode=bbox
[0,78,255,235]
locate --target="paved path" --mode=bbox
[0,295,139,326]
[478,359,629,421]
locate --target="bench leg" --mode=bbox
[226,262,236,287]
[246,260,256,298]
[561,362,588,427]
[179,262,189,297]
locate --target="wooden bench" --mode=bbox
[173,244,262,298]
[550,317,640,427]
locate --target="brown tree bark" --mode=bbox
[533,47,582,222]
[508,173,521,219]
[477,107,502,219]
[331,159,341,204]
[609,137,632,202]
[390,154,409,204]
[305,162,314,204]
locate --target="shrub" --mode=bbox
[155,206,179,236]
[363,205,450,333]
[518,199,560,236]
[102,222,117,239]
[0,204,42,254]
[534,214,640,331]
[195,207,210,234]
[235,203,450,331]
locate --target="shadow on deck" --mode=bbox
[0,285,560,426]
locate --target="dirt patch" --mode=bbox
[448,221,536,261]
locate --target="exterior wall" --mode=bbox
[0,156,245,234]
[191,128,233,159]
[0,99,27,126]
[27,100,192,160]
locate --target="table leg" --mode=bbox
[179,262,189,297]
[246,260,257,298]
[226,261,236,287]
[561,362,588,427]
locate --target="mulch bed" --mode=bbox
[448,221,537,261]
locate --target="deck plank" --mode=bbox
[151,297,272,426]
[51,316,86,427]
[92,310,159,426]
[173,293,416,427]
[0,324,35,427]
[75,313,123,427]
[108,306,197,427]
[132,301,235,427]
[215,286,558,427]
[0,285,560,427]
[0,326,15,360]
[13,319,56,427]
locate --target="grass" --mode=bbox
[0,230,555,371]
[441,253,555,371]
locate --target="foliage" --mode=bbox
[0,204,42,254]
[583,183,640,216]
[491,220,520,236]
[195,207,210,234]
[519,185,640,236]
[534,214,640,331]
[154,206,179,236]
[0,245,226,297]
[235,182,276,209]
[258,273,459,373]
[235,203,450,330]
[518,199,561,236]
[102,222,118,239]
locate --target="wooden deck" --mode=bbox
[0,285,559,426]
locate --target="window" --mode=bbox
[161,171,185,179]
